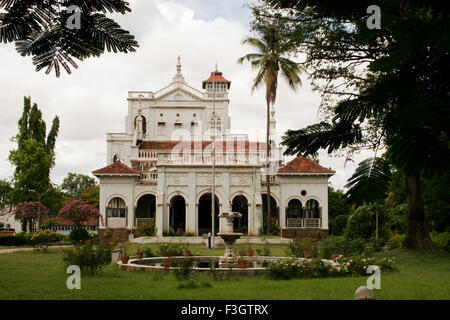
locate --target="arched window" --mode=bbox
[107,197,126,218]
[286,199,303,218]
[112,154,121,163]
[134,115,147,134]
[209,113,222,134]
[305,199,320,218]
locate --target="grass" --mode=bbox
[0,244,449,300]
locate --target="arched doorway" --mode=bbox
[106,197,127,228]
[262,194,279,235]
[232,195,248,234]
[198,193,219,236]
[286,199,303,228]
[170,195,186,234]
[135,194,156,226]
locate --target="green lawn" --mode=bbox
[0,244,449,300]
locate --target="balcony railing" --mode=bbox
[286,218,321,229]
[138,151,158,161]
[156,152,264,166]
[140,172,158,184]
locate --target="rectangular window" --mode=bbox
[191,121,198,137]
[157,122,166,136]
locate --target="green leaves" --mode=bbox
[345,157,391,205]
[282,121,362,156]
[61,173,96,198]
[1,0,138,76]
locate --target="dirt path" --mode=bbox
[0,245,72,254]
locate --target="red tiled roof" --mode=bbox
[202,70,230,89]
[139,140,268,151]
[40,216,98,226]
[278,156,335,174]
[92,161,140,176]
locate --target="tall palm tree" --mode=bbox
[238,23,302,234]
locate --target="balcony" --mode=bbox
[156,152,264,166]
[286,218,321,229]
[140,172,158,184]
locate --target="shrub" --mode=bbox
[158,243,183,256]
[285,237,318,258]
[430,231,450,252]
[365,237,385,253]
[0,232,32,246]
[265,256,396,280]
[137,221,156,237]
[256,237,271,256]
[142,247,154,257]
[173,258,194,280]
[318,236,366,259]
[332,215,349,235]
[385,203,407,234]
[62,241,112,274]
[69,228,90,243]
[387,234,405,249]
[30,229,63,251]
[345,204,389,240]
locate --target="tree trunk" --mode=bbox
[404,172,434,250]
[266,99,271,234]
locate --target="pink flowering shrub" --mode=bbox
[58,199,103,230]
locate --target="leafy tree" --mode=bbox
[328,187,353,235]
[80,185,100,209]
[61,173,96,198]
[328,187,352,220]
[0,179,12,210]
[259,0,449,249]
[388,170,450,233]
[238,20,302,233]
[0,0,138,77]
[9,96,59,206]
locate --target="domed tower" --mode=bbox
[202,69,231,92]
[202,68,231,139]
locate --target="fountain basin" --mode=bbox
[118,256,336,275]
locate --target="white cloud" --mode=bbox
[0,0,369,189]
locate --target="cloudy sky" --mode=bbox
[0,0,373,190]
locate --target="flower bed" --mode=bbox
[265,256,395,280]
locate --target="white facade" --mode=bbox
[93,58,334,237]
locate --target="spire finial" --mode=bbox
[173,55,185,82]
[215,59,218,70]
[177,55,181,73]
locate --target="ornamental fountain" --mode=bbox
[217,212,243,268]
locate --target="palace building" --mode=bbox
[92,57,334,238]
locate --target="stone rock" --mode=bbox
[354,286,376,300]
